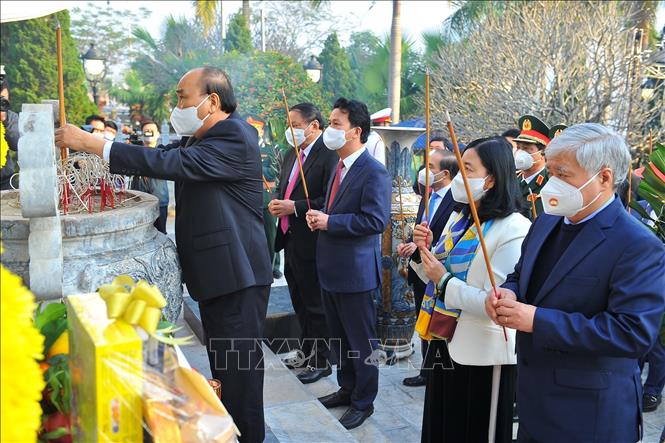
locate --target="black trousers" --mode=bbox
[412,276,430,377]
[284,236,331,368]
[421,340,516,443]
[198,285,269,443]
[154,205,168,234]
[322,288,379,411]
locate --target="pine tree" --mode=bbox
[0,10,97,125]
[318,32,355,100]
[224,12,253,54]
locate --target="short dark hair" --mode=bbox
[85,114,105,125]
[104,120,118,131]
[501,128,520,138]
[141,120,157,130]
[291,102,325,129]
[466,136,525,222]
[199,66,237,114]
[333,97,370,143]
[430,132,454,151]
[435,150,459,178]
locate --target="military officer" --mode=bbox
[513,115,551,219]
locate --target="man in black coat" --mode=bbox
[398,149,459,387]
[268,103,338,384]
[55,67,272,443]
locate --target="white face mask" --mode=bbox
[285,122,312,148]
[323,127,353,151]
[541,171,602,217]
[93,131,105,139]
[514,149,538,171]
[143,136,157,146]
[450,173,488,204]
[418,169,444,186]
[103,131,116,141]
[169,95,210,137]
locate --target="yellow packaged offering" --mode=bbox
[67,292,143,442]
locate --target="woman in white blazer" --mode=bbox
[414,137,531,443]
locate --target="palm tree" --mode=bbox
[193,0,224,50]
[388,0,402,123]
[242,0,251,25]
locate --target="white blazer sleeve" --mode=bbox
[444,215,530,318]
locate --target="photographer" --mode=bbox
[128,120,170,234]
[1,76,20,190]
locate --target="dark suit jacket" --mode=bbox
[316,150,392,293]
[502,197,665,442]
[109,112,273,302]
[406,189,457,287]
[274,135,338,260]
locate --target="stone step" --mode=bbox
[263,348,357,442]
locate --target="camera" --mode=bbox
[126,120,144,145]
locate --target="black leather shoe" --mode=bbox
[402,374,427,387]
[297,366,332,384]
[318,390,351,409]
[644,393,662,412]
[273,270,283,279]
[339,405,374,430]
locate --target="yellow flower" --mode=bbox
[0,122,8,169]
[0,265,45,443]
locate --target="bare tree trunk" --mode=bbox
[388,0,402,123]
[220,0,225,53]
[243,0,251,27]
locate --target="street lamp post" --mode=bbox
[81,43,107,105]
[303,55,323,83]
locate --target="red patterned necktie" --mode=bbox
[327,160,344,211]
[280,151,306,234]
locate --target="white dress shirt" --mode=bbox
[340,147,367,183]
[428,184,452,218]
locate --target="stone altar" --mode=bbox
[0,104,182,322]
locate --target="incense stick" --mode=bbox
[424,68,431,221]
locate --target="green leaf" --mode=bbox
[629,200,655,222]
[42,428,69,440]
[34,303,66,331]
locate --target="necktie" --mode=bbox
[280,151,306,234]
[428,192,440,224]
[327,161,344,211]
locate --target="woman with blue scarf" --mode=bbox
[414,137,531,443]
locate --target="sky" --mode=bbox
[97,0,458,49]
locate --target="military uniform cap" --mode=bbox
[513,115,551,146]
[549,124,568,139]
[370,108,392,124]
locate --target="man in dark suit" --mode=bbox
[398,149,459,387]
[486,123,665,443]
[306,98,391,430]
[268,103,338,383]
[412,133,454,195]
[55,67,272,443]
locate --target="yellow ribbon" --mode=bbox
[98,275,167,335]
